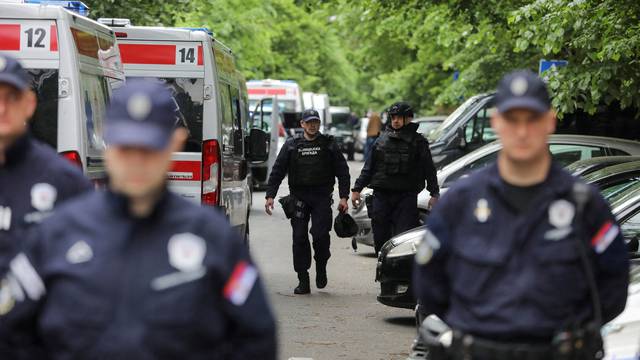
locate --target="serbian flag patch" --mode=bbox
[223,261,258,306]
[591,221,620,254]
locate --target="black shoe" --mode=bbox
[294,272,310,294]
[316,267,327,289]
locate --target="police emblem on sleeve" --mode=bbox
[416,229,441,265]
[548,199,575,229]
[0,279,15,315]
[66,240,93,264]
[168,233,207,272]
[31,183,57,212]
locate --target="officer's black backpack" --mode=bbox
[334,212,358,238]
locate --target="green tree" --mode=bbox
[510,0,640,117]
[84,0,194,26]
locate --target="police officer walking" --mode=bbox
[351,102,439,255]
[414,71,629,359]
[265,109,350,295]
[0,54,92,265]
[0,79,277,359]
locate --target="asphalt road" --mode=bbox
[249,154,416,360]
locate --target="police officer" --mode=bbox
[0,53,93,265]
[265,109,350,295]
[0,79,277,359]
[351,102,439,255]
[413,71,629,359]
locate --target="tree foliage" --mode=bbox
[85,0,640,117]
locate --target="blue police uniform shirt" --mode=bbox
[0,189,277,359]
[413,162,629,340]
[0,134,92,268]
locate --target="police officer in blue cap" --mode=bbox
[352,101,440,255]
[0,53,92,271]
[0,79,277,359]
[414,70,629,359]
[265,109,350,294]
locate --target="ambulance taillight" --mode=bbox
[202,139,221,206]
[61,151,82,169]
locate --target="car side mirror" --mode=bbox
[456,127,467,149]
[247,128,269,162]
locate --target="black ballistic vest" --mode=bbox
[370,126,422,192]
[288,135,335,187]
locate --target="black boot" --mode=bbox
[294,271,310,294]
[316,263,327,289]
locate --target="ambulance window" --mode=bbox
[80,73,110,156]
[219,84,234,154]
[230,87,244,155]
[28,69,59,149]
[157,78,204,153]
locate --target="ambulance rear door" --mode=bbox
[117,36,210,204]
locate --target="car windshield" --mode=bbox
[427,96,482,143]
[416,121,441,137]
[28,69,59,149]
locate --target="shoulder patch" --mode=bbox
[223,261,258,306]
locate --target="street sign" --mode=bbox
[539,59,568,75]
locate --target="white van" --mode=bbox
[104,21,268,239]
[0,1,125,184]
[247,79,304,113]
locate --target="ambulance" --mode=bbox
[103,21,269,239]
[0,1,125,184]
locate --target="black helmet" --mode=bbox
[334,212,358,238]
[388,101,414,118]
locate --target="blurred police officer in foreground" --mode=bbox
[351,102,439,255]
[0,79,277,359]
[414,71,629,359]
[0,53,91,269]
[265,109,350,295]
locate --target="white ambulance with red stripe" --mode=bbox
[105,21,268,239]
[0,1,125,183]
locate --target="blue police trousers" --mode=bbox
[290,191,332,273]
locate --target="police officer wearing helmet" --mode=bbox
[265,109,350,295]
[352,102,439,255]
[414,71,629,360]
[0,79,277,359]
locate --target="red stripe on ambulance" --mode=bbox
[169,160,202,181]
[247,88,287,96]
[118,44,176,65]
[0,24,21,51]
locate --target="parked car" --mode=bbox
[376,154,640,310]
[583,161,640,200]
[603,261,640,359]
[352,135,640,250]
[566,156,640,177]
[427,91,640,170]
[328,106,356,160]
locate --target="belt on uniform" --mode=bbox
[450,332,553,360]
